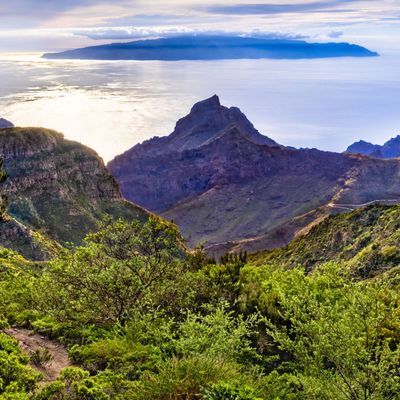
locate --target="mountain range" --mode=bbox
[3,97,400,259]
[108,95,400,255]
[346,135,400,158]
[42,35,379,61]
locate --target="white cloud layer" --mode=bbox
[0,0,399,51]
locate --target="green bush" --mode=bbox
[0,333,41,396]
[203,382,262,400]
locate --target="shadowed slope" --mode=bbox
[109,96,400,255]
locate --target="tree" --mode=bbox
[38,216,188,327]
[262,263,400,399]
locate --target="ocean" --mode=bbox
[1,52,400,162]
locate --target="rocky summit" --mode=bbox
[0,127,148,259]
[346,135,400,158]
[108,96,400,255]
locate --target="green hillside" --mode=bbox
[250,204,400,278]
[1,214,400,399]
[0,128,148,259]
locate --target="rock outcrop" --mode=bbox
[108,96,400,256]
[0,127,148,259]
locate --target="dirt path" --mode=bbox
[6,328,71,383]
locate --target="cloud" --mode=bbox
[380,16,400,22]
[0,0,134,28]
[328,30,344,38]
[102,14,197,27]
[0,0,99,16]
[206,0,367,15]
[73,26,309,41]
[74,26,197,40]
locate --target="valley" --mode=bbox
[1,97,400,400]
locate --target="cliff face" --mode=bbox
[108,96,400,256]
[0,128,147,259]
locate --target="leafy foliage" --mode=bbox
[250,204,400,278]
[1,212,400,399]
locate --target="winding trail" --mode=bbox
[6,328,71,383]
[328,199,400,211]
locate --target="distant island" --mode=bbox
[42,35,379,61]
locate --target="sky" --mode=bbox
[0,0,399,53]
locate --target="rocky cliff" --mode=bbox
[0,127,148,259]
[108,96,400,255]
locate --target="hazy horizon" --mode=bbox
[1,0,400,161]
[1,50,400,162]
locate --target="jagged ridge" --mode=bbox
[108,96,400,255]
[346,135,400,159]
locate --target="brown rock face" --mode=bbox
[108,96,400,256]
[0,127,147,259]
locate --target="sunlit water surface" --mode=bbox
[1,52,400,162]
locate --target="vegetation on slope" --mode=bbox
[250,204,400,278]
[1,213,400,399]
[0,128,148,259]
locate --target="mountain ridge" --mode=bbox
[346,135,400,159]
[108,96,400,255]
[0,127,148,259]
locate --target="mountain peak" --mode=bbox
[0,118,14,129]
[167,95,280,151]
[109,96,280,159]
[190,95,221,114]
[385,135,400,144]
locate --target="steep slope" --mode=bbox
[346,135,400,159]
[249,204,400,278]
[0,218,59,261]
[0,127,148,259]
[108,96,400,255]
[42,35,378,61]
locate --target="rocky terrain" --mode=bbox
[0,127,148,259]
[346,135,400,158]
[109,96,400,255]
